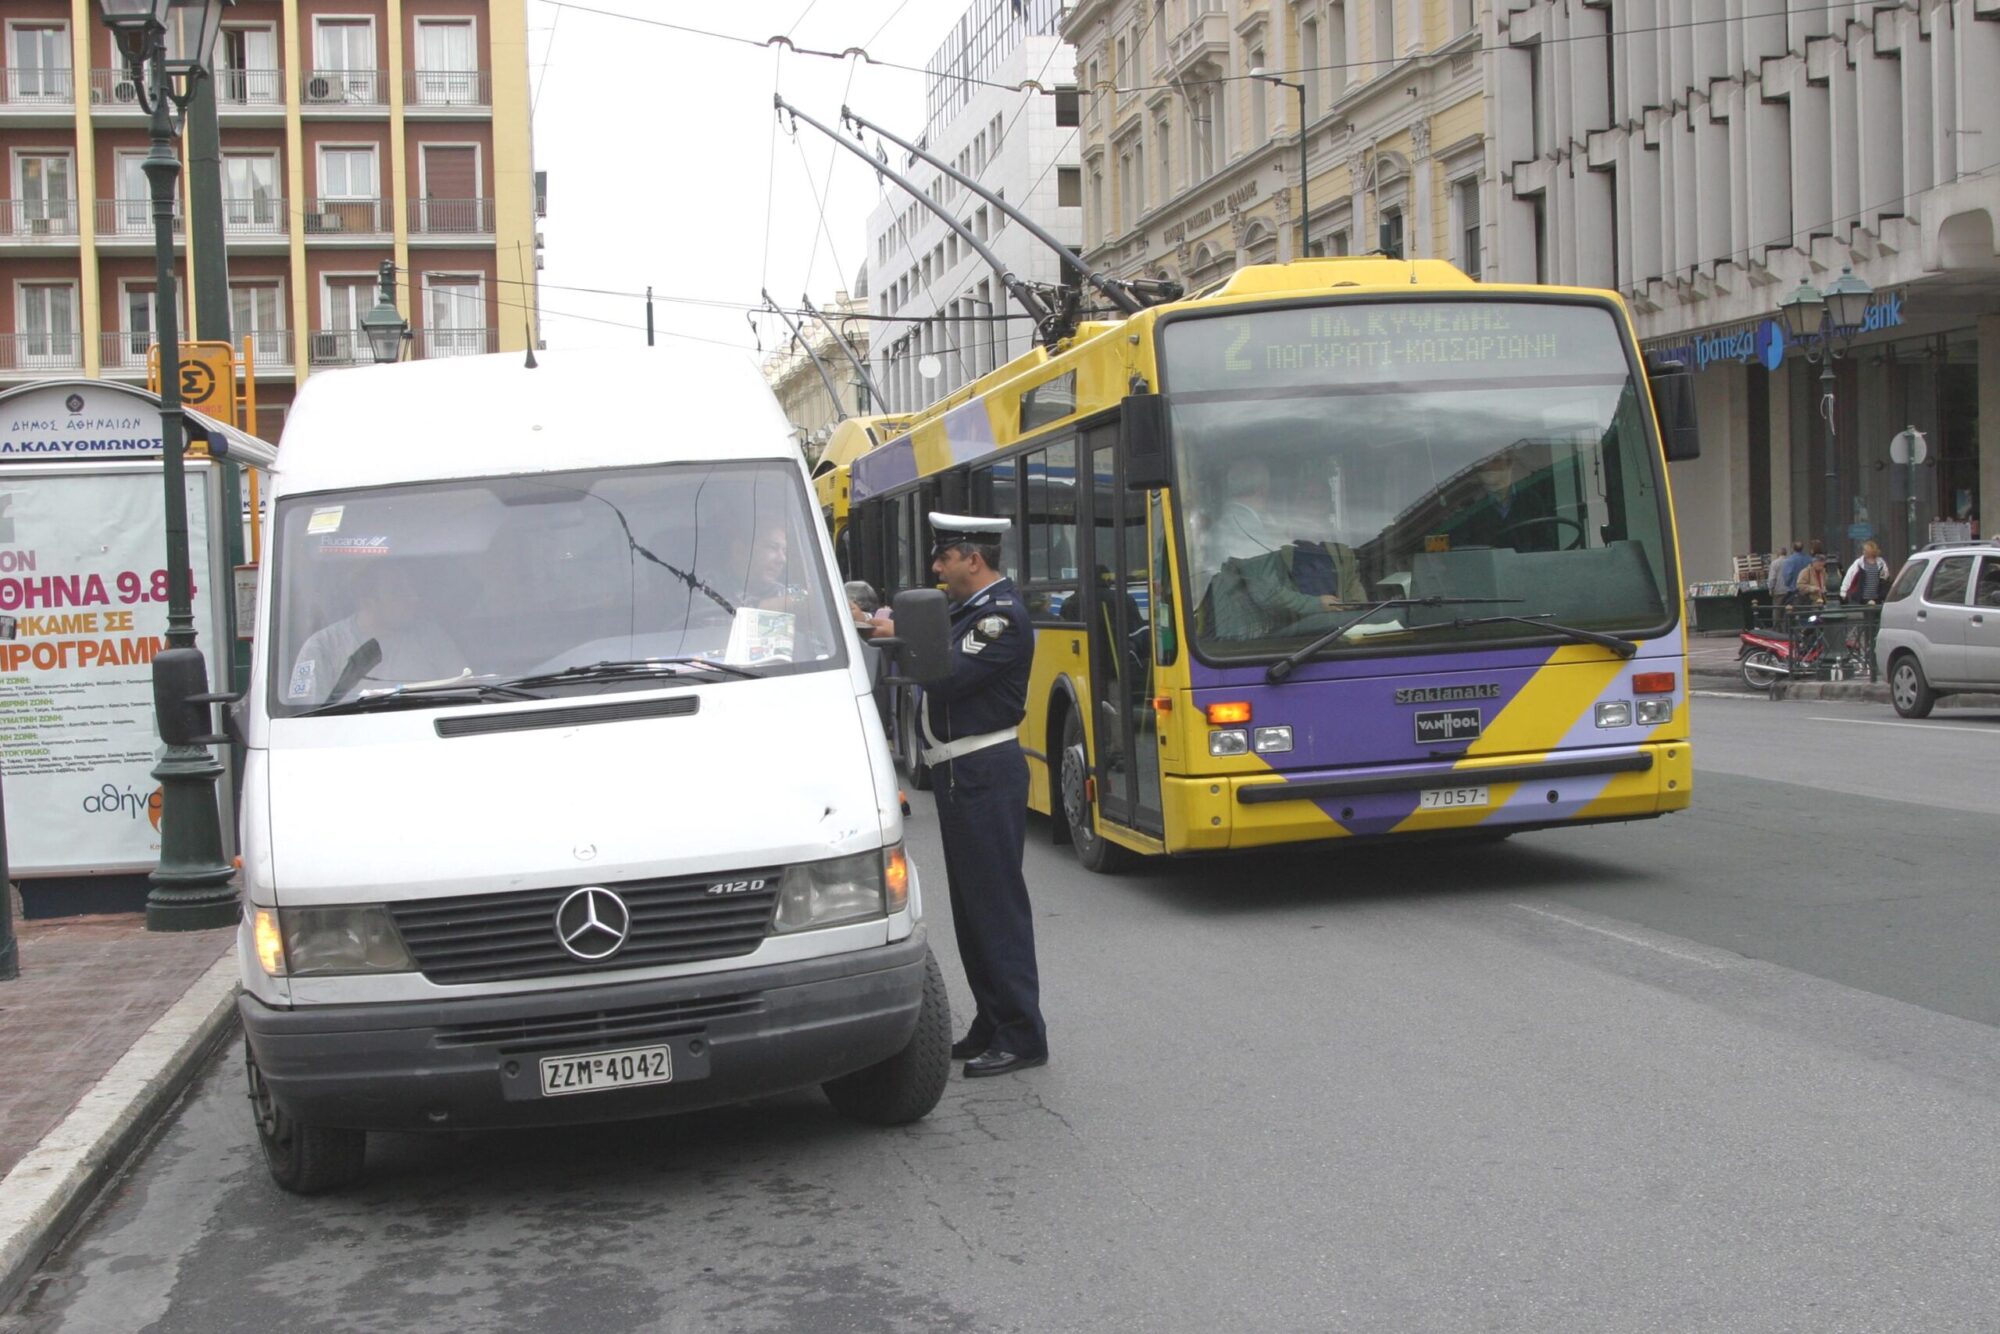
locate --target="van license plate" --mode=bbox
[1418,785,1489,810]
[539,1044,673,1097]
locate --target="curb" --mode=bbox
[0,952,239,1313]
[1771,682,2000,707]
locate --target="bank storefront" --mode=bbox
[1646,284,1998,588]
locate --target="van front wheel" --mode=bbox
[822,950,951,1126]
[246,1037,366,1194]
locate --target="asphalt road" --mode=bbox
[7,696,1999,1333]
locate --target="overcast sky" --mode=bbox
[525,1,1002,364]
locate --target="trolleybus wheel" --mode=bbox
[1060,711,1132,873]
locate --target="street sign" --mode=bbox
[146,341,239,427]
[1890,427,1928,466]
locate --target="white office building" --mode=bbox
[862,0,1082,413]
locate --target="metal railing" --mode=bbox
[95,198,184,237]
[303,198,384,235]
[405,69,490,107]
[98,331,153,372]
[0,200,81,239]
[419,327,496,358]
[0,333,83,373]
[86,68,146,107]
[0,67,75,105]
[215,68,284,106]
[237,328,293,369]
[1755,601,1883,683]
[306,329,373,367]
[302,69,382,106]
[222,196,287,235]
[408,197,492,234]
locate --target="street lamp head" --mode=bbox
[1776,279,1826,342]
[97,0,231,105]
[1822,266,1875,335]
[360,260,410,364]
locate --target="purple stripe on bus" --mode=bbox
[851,439,918,501]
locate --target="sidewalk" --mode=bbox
[0,897,238,1311]
[1687,632,1747,687]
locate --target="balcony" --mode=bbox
[0,67,74,108]
[1167,9,1231,78]
[408,197,493,236]
[98,331,152,374]
[301,69,383,108]
[222,197,288,238]
[0,200,81,242]
[101,330,295,375]
[0,332,83,374]
[303,198,385,237]
[94,198,185,240]
[419,327,496,359]
[85,68,146,109]
[235,328,293,371]
[405,69,489,109]
[307,329,373,367]
[215,68,285,108]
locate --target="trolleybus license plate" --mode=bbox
[1418,785,1489,810]
[539,1045,673,1097]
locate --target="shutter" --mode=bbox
[422,145,476,200]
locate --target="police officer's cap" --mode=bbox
[929,512,1011,556]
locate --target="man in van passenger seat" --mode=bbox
[286,560,465,704]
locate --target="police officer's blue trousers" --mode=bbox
[932,743,1046,1058]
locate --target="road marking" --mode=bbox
[1511,903,1730,969]
[1692,689,1758,699]
[1807,715,2000,735]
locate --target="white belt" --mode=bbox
[919,701,1017,765]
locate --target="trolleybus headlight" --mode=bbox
[1594,700,1633,729]
[773,848,892,933]
[1253,726,1293,753]
[1636,698,1674,725]
[1209,728,1250,756]
[280,906,416,976]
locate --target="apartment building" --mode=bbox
[1487,1,2000,581]
[862,0,1081,413]
[1065,0,1488,288]
[763,283,873,456]
[0,0,539,437]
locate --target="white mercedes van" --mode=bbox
[234,349,950,1193]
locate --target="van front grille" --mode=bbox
[388,873,782,985]
[434,993,765,1053]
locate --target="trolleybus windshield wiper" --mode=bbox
[1266,596,1522,683]
[502,657,764,687]
[1401,613,1640,658]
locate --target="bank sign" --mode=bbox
[1647,290,1906,373]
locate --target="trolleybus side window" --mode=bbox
[968,458,1024,583]
[1024,441,1080,622]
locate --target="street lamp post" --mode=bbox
[360,260,410,364]
[1251,68,1310,257]
[1778,265,1875,565]
[97,0,236,932]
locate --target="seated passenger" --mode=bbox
[287,559,465,704]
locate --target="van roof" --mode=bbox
[274,347,798,495]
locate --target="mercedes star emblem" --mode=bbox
[554,886,631,961]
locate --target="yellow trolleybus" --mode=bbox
[846,257,1698,871]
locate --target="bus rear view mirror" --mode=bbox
[1647,358,1701,462]
[880,588,951,688]
[1122,394,1172,491]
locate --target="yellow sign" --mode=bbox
[146,341,238,426]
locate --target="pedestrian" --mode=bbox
[877,513,1048,1077]
[1840,540,1890,604]
[1794,551,1830,603]
[1772,540,1804,601]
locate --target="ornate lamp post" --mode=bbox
[360,261,410,364]
[97,0,236,931]
[1778,265,1875,565]
[1250,67,1310,257]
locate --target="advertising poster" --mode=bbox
[0,383,222,875]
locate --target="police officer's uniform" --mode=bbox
[920,513,1047,1066]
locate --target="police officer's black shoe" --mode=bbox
[950,1034,989,1061]
[962,1048,1048,1078]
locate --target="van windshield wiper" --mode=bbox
[501,657,764,688]
[1401,613,1640,657]
[296,678,546,717]
[1266,596,1522,683]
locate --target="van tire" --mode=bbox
[822,949,951,1126]
[246,1037,366,1194]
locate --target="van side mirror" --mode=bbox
[1122,393,1171,491]
[880,589,951,687]
[1646,357,1701,462]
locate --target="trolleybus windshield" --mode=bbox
[1159,300,1676,661]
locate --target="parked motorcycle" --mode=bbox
[1738,607,1865,691]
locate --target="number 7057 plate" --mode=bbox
[1418,784,1489,810]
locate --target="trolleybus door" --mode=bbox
[1083,431,1163,835]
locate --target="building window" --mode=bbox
[1299,20,1319,116]
[316,146,380,232]
[1378,204,1404,258]
[114,152,150,232]
[1532,195,1549,283]
[119,284,182,367]
[1250,46,1267,133]
[1455,0,1477,36]
[412,19,479,106]
[7,23,71,102]
[231,281,286,366]
[215,25,279,104]
[1118,151,1133,233]
[1090,171,1104,243]
[424,275,486,356]
[1114,34,1128,95]
[1330,228,1350,256]
[1134,143,1146,214]
[1328,3,1348,98]
[1054,84,1079,127]
[1527,41,1547,156]
[14,152,75,228]
[310,18,375,102]
[223,152,281,231]
[1157,119,1172,200]
[16,281,78,368]
[1374,0,1395,65]
[1154,0,1168,67]
[1454,176,1481,276]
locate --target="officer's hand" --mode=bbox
[873,614,895,639]
[1318,594,1346,611]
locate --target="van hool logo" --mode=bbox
[1394,684,1501,705]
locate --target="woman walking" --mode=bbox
[1840,540,1891,604]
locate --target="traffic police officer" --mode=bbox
[899,513,1048,1076]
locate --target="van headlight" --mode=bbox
[269,905,416,976]
[773,847,900,933]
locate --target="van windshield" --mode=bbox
[268,461,844,716]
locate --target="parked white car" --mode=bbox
[1874,537,2000,718]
